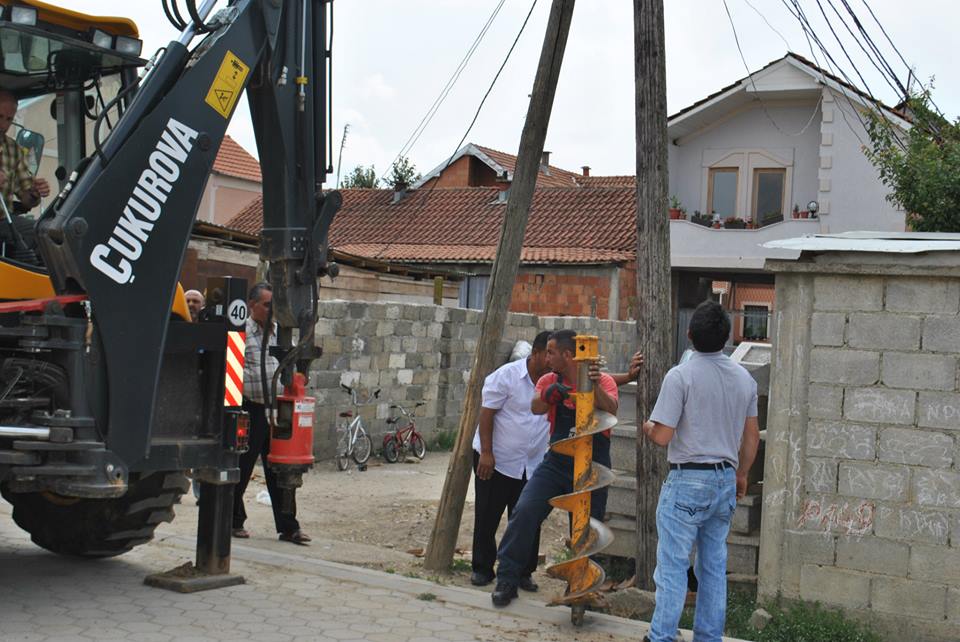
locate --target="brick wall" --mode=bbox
[308,300,635,459]
[761,261,960,641]
[509,265,634,320]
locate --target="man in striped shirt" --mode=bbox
[0,89,49,256]
[232,282,311,545]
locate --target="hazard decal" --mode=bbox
[204,51,249,119]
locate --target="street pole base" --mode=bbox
[571,604,586,626]
[144,562,245,593]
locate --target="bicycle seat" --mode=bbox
[339,411,353,418]
[385,418,397,424]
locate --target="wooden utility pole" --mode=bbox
[424,0,576,572]
[633,0,671,590]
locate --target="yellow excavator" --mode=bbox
[0,0,338,575]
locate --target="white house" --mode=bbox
[667,52,909,273]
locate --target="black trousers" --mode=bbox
[233,398,300,534]
[472,450,539,577]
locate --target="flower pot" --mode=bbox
[712,222,722,229]
[669,208,683,220]
[800,211,809,219]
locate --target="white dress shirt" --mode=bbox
[472,357,550,480]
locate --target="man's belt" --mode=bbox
[670,461,733,470]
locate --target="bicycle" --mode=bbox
[382,400,426,463]
[335,384,377,471]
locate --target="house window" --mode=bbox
[752,168,786,220]
[458,275,489,310]
[707,168,738,218]
[742,305,769,340]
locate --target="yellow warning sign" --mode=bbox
[204,51,249,118]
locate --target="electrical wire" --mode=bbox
[722,0,822,137]
[381,0,506,182]
[373,0,539,261]
[741,0,792,50]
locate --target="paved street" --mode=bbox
[1,501,659,642]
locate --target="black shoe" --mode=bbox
[491,581,518,607]
[518,575,538,592]
[470,571,495,586]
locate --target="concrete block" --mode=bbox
[918,392,960,431]
[886,277,960,314]
[882,352,956,391]
[912,469,960,508]
[950,588,960,624]
[838,462,910,501]
[875,505,950,544]
[384,305,401,320]
[922,315,960,353]
[731,494,761,534]
[726,534,759,575]
[814,275,882,312]
[809,349,879,385]
[872,577,947,620]
[835,536,909,576]
[610,424,637,473]
[805,457,838,493]
[807,420,876,460]
[397,369,413,385]
[784,531,836,565]
[388,353,406,369]
[878,427,953,468]
[910,543,960,584]
[322,301,348,319]
[808,384,843,420]
[606,477,636,518]
[847,313,921,351]
[812,312,846,346]
[799,564,870,609]
[843,387,915,425]
[393,320,412,336]
[347,301,366,319]
[402,305,421,321]
[411,321,426,338]
[367,305,387,320]
[375,321,394,337]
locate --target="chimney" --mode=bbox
[392,188,408,204]
[581,165,591,177]
[540,151,551,175]
[497,187,510,204]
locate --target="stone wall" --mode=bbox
[761,253,960,642]
[308,300,635,459]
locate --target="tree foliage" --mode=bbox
[865,89,960,232]
[382,156,421,191]
[340,165,378,189]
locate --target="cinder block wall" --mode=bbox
[761,256,960,642]
[308,300,635,460]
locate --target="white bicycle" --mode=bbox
[335,384,376,471]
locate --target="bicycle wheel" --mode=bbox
[411,433,426,459]
[352,429,373,465]
[336,426,351,471]
[382,435,399,463]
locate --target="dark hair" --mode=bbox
[248,281,272,303]
[689,300,730,353]
[549,329,577,354]
[531,330,551,352]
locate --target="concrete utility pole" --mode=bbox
[633,0,671,589]
[424,0,577,572]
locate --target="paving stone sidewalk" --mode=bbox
[1,502,747,641]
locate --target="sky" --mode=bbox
[64,1,958,182]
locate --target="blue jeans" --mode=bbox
[649,467,736,642]
[496,439,610,586]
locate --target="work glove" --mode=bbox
[542,378,572,405]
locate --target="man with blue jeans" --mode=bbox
[642,301,760,642]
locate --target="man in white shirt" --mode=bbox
[470,331,552,589]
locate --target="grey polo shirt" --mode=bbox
[649,351,758,467]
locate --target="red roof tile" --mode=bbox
[473,144,582,188]
[575,175,635,187]
[227,186,636,265]
[213,136,261,182]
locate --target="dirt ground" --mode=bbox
[174,451,573,597]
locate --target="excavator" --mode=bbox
[0,0,338,574]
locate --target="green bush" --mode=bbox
[430,430,457,452]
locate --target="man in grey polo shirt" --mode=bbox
[641,300,760,642]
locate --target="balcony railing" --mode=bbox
[670,218,821,270]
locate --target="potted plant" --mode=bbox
[679,207,688,220]
[724,216,746,229]
[691,210,711,227]
[668,195,683,219]
[792,204,800,219]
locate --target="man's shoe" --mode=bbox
[518,575,538,592]
[278,530,311,545]
[470,571,495,586]
[232,528,250,538]
[491,581,518,607]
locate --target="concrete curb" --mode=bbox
[160,534,750,642]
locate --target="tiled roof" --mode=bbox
[575,175,635,188]
[213,136,262,182]
[227,186,636,265]
[473,144,582,188]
